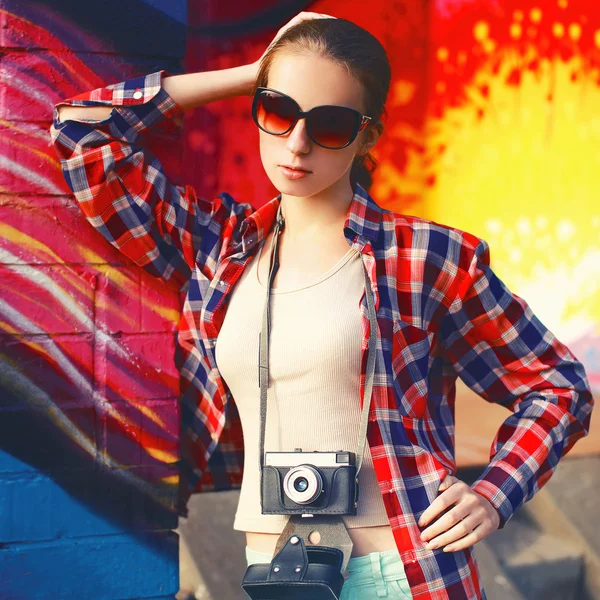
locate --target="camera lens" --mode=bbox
[283,465,323,504]
[294,477,309,492]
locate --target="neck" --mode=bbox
[279,177,354,243]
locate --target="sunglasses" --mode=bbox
[251,87,373,150]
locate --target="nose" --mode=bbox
[285,117,311,154]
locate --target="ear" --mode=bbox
[357,121,383,156]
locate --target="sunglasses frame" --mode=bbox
[252,87,373,150]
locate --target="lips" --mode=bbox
[280,164,310,172]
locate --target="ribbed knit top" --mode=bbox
[215,235,390,533]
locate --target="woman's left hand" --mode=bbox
[418,475,501,552]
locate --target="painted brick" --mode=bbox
[0,531,179,599]
[0,196,127,266]
[0,265,95,334]
[95,266,143,335]
[2,2,190,599]
[0,466,177,542]
[0,121,69,196]
[2,3,186,57]
[0,451,37,475]
[99,399,178,469]
[94,333,180,401]
[0,406,96,472]
[139,399,180,468]
[130,462,180,531]
[0,334,93,406]
[140,269,181,333]
[98,400,143,468]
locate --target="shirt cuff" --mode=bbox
[52,69,184,132]
[470,469,520,530]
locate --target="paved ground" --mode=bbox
[177,489,248,600]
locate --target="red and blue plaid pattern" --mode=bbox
[50,70,594,600]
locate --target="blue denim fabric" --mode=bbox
[245,545,413,599]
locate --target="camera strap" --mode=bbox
[256,201,379,575]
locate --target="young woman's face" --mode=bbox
[259,52,375,198]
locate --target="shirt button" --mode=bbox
[133,90,143,100]
[211,432,219,441]
[219,280,225,286]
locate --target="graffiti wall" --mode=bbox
[1,0,598,597]
[0,1,186,597]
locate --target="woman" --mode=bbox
[50,12,593,600]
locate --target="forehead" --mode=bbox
[267,53,365,112]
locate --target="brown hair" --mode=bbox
[251,17,391,192]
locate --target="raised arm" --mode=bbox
[440,237,594,528]
[50,63,258,284]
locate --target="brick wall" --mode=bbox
[0,1,187,598]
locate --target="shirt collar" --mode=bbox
[238,181,383,255]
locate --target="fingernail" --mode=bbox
[425,541,437,550]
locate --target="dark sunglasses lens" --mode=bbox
[308,106,358,148]
[255,91,297,133]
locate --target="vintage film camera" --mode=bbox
[260,448,359,515]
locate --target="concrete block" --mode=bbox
[0,406,96,472]
[1,2,186,57]
[95,266,142,334]
[140,269,181,333]
[0,265,95,334]
[0,121,69,196]
[0,196,127,266]
[0,531,179,599]
[94,333,179,401]
[0,334,94,406]
[98,399,178,469]
[0,462,179,542]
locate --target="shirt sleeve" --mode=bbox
[49,69,253,284]
[439,237,594,528]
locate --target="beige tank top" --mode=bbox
[215,236,390,533]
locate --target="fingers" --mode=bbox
[420,503,472,546]
[442,522,487,552]
[422,512,480,550]
[418,476,465,527]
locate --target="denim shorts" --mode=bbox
[245,545,413,599]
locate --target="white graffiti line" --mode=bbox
[0,71,56,126]
[0,247,130,362]
[0,361,172,505]
[0,155,64,196]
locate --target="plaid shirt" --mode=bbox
[50,70,594,600]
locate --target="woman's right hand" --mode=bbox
[252,11,338,71]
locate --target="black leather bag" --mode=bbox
[241,535,346,600]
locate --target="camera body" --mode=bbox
[261,448,359,515]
